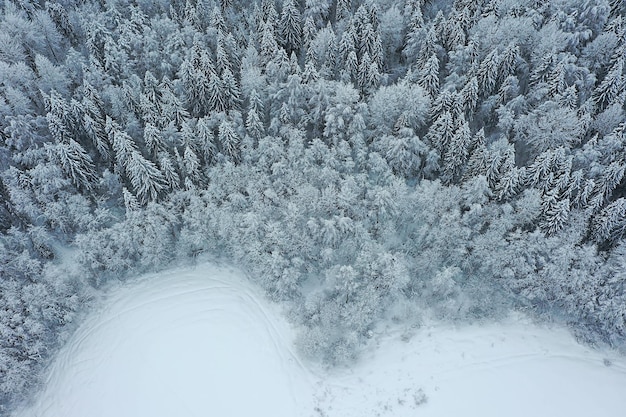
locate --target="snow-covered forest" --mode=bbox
[1,0,626,412]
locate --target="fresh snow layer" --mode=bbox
[16,265,314,417]
[14,264,626,417]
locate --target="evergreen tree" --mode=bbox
[158,151,181,190]
[478,49,500,96]
[461,76,479,118]
[218,119,240,162]
[183,145,201,184]
[160,77,189,128]
[418,54,440,97]
[336,0,352,22]
[262,0,279,29]
[143,123,162,159]
[81,82,109,160]
[126,150,166,204]
[221,67,242,110]
[107,117,137,171]
[425,111,454,153]
[302,15,318,48]
[304,0,331,27]
[207,71,227,113]
[260,21,282,65]
[44,139,97,190]
[593,198,626,243]
[123,186,140,213]
[594,57,624,108]
[442,119,471,184]
[279,0,302,54]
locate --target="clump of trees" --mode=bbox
[1,0,626,411]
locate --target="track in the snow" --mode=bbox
[13,263,626,417]
[16,265,314,417]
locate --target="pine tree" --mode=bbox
[593,198,626,243]
[425,111,454,152]
[478,49,500,96]
[418,54,440,97]
[497,75,519,106]
[530,54,555,86]
[81,82,109,160]
[302,15,318,48]
[211,5,227,32]
[143,71,161,107]
[215,33,231,75]
[359,21,383,67]
[336,0,352,22]
[180,119,196,149]
[123,186,140,213]
[441,11,466,51]
[45,2,74,40]
[442,119,471,184]
[180,44,217,116]
[107,117,138,175]
[143,123,162,158]
[221,67,242,110]
[463,131,488,181]
[342,49,358,82]
[139,92,159,126]
[260,21,281,65]
[540,192,570,235]
[403,5,426,64]
[339,27,356,60]
[121,77,141,117]
[207,71,227,113]
[317,22,338,79]
[218,119,240,161]
[366,60,381,91]
[499,43,520,82]
[182,0,199,28]
[246,107,265,140]
[548,61,567,97]
[44,139,97,190]
[495,166,526,201]
[595,161,626,206]
[262,0,279,28]
[461,76,479,118]
[196,117,218,162]
[289,51,301,75]
[160,78,189,128]
[594,58,624,108]
[158,151,181,190]
[357,51,372,90]
[305,0,331,27]
[432,90,459,119]
[126,150,166,204]
[44,90,73,144]
[279,0,302,54]
[183,145,201,184]
[526,148,563,189]
[560,85,579,108]
[302,54,320,83]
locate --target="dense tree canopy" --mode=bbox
[1,0,625,412]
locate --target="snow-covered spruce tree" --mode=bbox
[279,0,302,54]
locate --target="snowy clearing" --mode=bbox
[14,264,626,417]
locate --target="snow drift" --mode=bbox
[14,264,626,417]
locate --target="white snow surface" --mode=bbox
[14,263,626,417]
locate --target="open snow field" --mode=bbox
[14,264,626,417]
